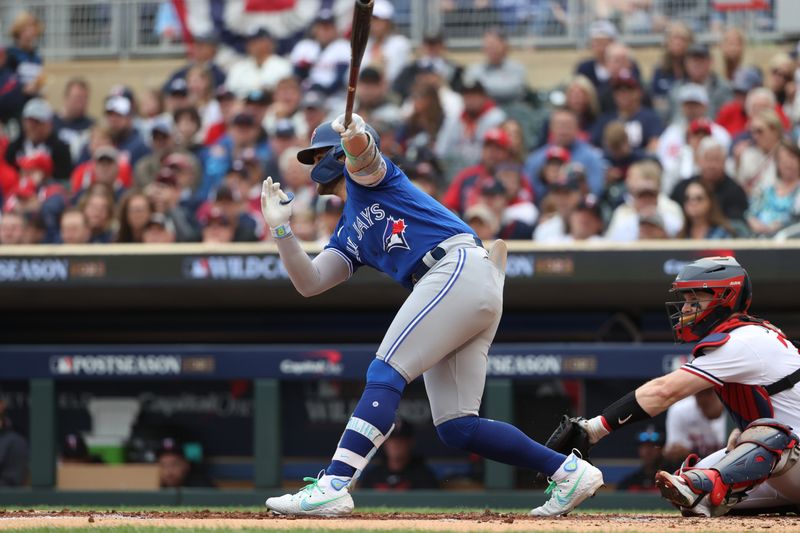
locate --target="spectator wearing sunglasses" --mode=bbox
[616,426,665,492]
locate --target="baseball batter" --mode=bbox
[260,113,603,516]
[572,256,800,516]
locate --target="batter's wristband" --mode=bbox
[601,391,650,430]
[271,223,293,239]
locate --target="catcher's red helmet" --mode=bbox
[666,256,752,343]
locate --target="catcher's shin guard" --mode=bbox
[680,418,799,508]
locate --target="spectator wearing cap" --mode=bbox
[599,121,647,221]
[200,206,235,244]
[0,393,27,485]
[0,211,26,245]
[394,31,464,101]
[356,67,401,125]
[263,76,307,141]
[226,27,292,97]
[132,119,178,188]
[637,210,669,239]
[220,161,264,235]
[163,31,226,94]
[202,185,259,242]
[156,438,213,488]
[264,119,299,182]
[9,151,66,243]
[163,77,191,115]
[464,203,500,243]
[186,65,223,142]
[667,43,732,124]
[436,78,505,177]
[734,108,783,196]
[59,208,90,245]
[463,28,526,105]
[567,200,605,242]
[591,70,662,153]
[289,9,350,100]
[70,127,133,194]
[616,426,665,492]
[605,160,684,241]
[163,151,202,210]
[53,77,95,163]
[362,0,411,86]
[200,111,272,201]
[650,22,694,114]
[147,167,199,242]
[533,162,588,242]
[479,177,536,240]
[525,107,606,201]
[406,150,444,200]
[242,89,272,144]
[656,84,731,184]
[5,98,72,183]
[661,118,715,195]
[78,183,115,243]
[173,107,205,161]
[443,127,532,216]
[142,212,177,244]
[596,42,643,114]
[73,146,127,203]
[7,11,44,99]
[670,137,749,223]
[576,20,640,91]
[360,418,439,490]
[115,190,152,243]
[202,85,237,147]
[103,94,151,167]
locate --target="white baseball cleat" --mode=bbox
[530,451,604,517]
[265,471,354,516]
[654,471,713,517]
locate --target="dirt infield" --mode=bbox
[0,510,798,532]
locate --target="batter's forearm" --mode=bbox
[342,133,386,186]
[276,237,349,297]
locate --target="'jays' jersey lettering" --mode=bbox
[325,155,476,289]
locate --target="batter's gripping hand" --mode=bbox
[332,112,366,141]
[260,176,293,229]
[544,415,593,458]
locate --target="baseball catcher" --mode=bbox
[546,257,800,516]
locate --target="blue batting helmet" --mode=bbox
[297,121,382,185]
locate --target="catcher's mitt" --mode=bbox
[544,415,592,459]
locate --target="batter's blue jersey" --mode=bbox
[325,155,477,289]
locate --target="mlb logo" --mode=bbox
[383,217,410,252]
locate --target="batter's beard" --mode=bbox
[316,175,345,197]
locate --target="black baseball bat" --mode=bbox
[344,0,374,128]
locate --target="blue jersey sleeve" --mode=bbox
[323,217,364,277]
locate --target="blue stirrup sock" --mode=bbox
[437,416,566,477]
[326,360,406,478]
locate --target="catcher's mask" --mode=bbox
[666,256,752,343]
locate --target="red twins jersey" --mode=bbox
[681,323,800,430]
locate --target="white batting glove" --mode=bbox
[332,112,366,141]
[260,176,294,238]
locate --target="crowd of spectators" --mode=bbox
[0,6,799,247]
